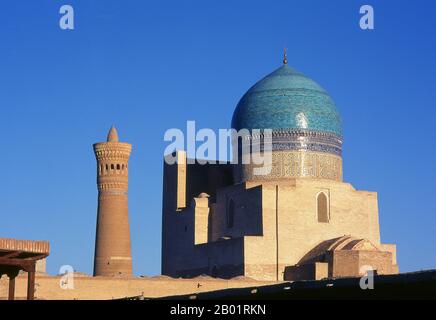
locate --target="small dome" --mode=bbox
[231,64,342,136]
[298,236,379,265]
[197,192,210,198]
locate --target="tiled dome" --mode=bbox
[231,64,342,136]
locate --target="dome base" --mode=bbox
[234,150,342,183]
[232,128,343,183]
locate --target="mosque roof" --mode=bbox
[231,61,342,136]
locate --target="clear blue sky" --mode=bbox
[0,0,435,276]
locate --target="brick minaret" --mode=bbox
[93,126,133,276]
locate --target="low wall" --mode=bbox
[0,273,279,300]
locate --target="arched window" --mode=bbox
[317,192,329,223]
[227,199,235,228]
[111,164,115,170]
[117,164,121,170]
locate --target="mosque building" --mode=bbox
[0,54,403,300]
[161,54,399,281]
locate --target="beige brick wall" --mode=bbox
[242,178,382,280]
[0,274,277,300]
[328,250,396,278]
[162,152,392,281]
[275,179,380,271]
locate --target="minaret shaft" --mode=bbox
[93,127,133,277]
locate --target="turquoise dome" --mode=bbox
[231,64,342,136]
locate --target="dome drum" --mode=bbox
[231,63,343,183]
[236,128,342,157]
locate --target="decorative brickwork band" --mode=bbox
[238,129,343,156]
[234,151,343,183]
[233,129,343,183]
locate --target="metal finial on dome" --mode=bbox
[283,47,288,65]
[107,125,119,142]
